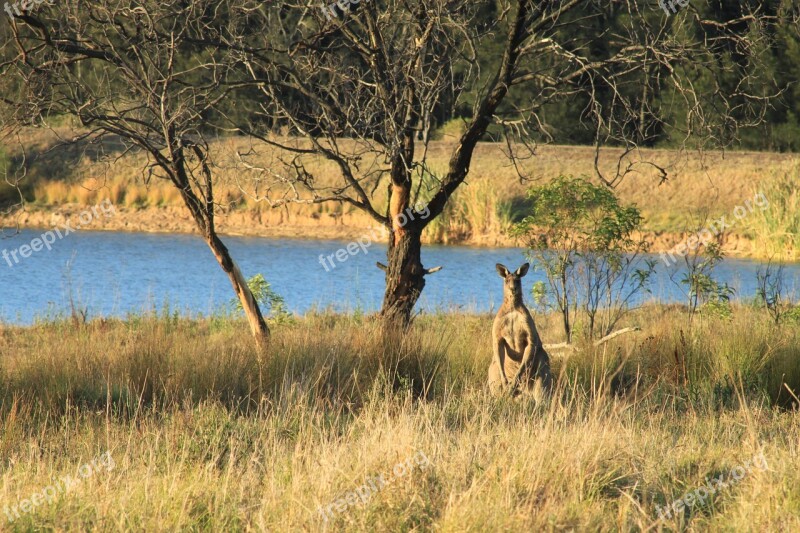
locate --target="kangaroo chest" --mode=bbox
[498,311,531,355]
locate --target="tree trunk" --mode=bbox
[206,233,270,347]
[171,151,270,348]
[380,229,425,328]
[379,130,429,328]
[560,270,571,343]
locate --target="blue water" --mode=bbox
[1,229,798,324]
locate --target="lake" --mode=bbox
[1,229,798,324]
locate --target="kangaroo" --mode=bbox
[489,263,552,397]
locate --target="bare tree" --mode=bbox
[0,0,271,345]
[220,0,774,327]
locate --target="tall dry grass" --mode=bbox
[1,306,798,531]
[748,164,800,259]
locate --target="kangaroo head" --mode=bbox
[496,263,529,305]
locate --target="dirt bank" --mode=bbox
[0,204,773,260]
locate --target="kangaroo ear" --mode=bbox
[496,263,510,278]
[516,263,530,277]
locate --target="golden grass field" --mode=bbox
[1,306,799,531]
[2,128,799,531]
[2,127,799,258]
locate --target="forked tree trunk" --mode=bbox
[206,233,270,346]
[375,0,535,326]
[380,229,426,327]
[379,140,442,328]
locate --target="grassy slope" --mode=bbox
[2,128,799,258]
[1,307,799,531]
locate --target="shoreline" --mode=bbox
[0,203,786,261]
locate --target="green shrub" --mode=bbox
[229,273,292,324]
[511,175,654,342]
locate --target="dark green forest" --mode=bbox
[431,0,800,152]
[2,0,800,151]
